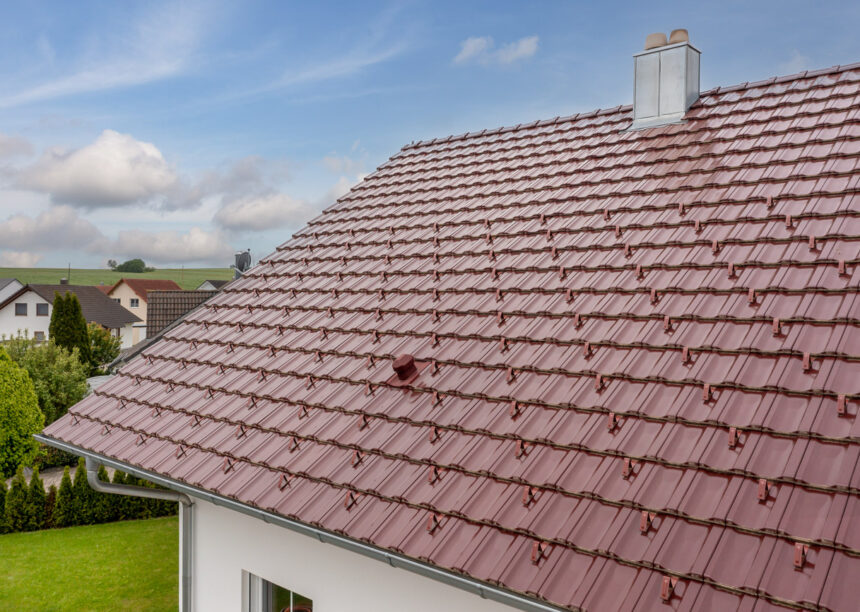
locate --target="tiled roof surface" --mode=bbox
[44,65,860,611]
[112,278,182,302]
[146,290,219,337]
[26,284,141,328]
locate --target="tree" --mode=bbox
[71,457,93,525]
[0,347,43,477]
[92,465,115,523]
[49,293,92,368]
[88,322,121,373]
[115,258,151,273]
[26,467,46,531]
[107,259,118,271]
[14,341,88,426]
[4,466,28,532]
[53,466,74,527]
[45,484,57,528]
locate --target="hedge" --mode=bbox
[3,461,176,534]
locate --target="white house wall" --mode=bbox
[193,498,513,612]
[0,280,23,304]
[0,290,51,340]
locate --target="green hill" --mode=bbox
[0,268,232,291]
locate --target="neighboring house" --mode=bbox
[196,279,229,291]
[40,37,859,612]
[147,290,219,338]
[104,278,182,344]
[0,278,24,305]
[0,283,140,347]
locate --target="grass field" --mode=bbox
[0,517,178,611]
[0,268,232,290]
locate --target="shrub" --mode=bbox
[26,468,46,531]
[92,465,115,523]
[45,484,57,529]
[71,457,93,525]
[0,347,43,477]
[49,293,92,368]
[114,258,151,273]
[88,323,121,373]
[53,466,74,527]
[15,341,88,426]
[4,466,28,532]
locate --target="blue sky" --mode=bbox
[0,0,857,269]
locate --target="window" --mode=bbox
[245,573,312,612]
[14,303,27,316]
[33,331,45,342]
[36,303,49,316]
[113,298,121,304]
[130,298,140,308]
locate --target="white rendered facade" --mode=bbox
[0,290,51,340]
[193,498,512,612]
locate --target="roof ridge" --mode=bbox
[399,62,859,153]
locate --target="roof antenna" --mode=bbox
[232,249,252,280]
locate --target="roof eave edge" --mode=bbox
[34,434,570,612]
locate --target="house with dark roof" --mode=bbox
[0,283,140,346]
[196,279,229,291]
[0,278,24,304]
[39,33,859,612]
[103,278,182,344]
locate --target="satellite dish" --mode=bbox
[233,249,251,278]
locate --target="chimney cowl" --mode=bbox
[630,31,700,130]
[60,278,69,285]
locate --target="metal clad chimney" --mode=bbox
[631,29,700,130]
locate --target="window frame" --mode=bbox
[243,571,312,612]
[14,303,27,316]
[130,298,140,308]
[36,303,49,316]
[33,331,45,342]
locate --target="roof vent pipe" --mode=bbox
[631,30,700,130]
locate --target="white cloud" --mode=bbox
[0,3,209,108]
[453,35,538,65]
[454,37,493,64]
[779,50,811,75]
[0,251,42,267]
[16,129,178,208]
[111,227,234,265]
[0,134,33,159]
[496,36,539,64]
[214,193,315,231]
[0,205,107,251]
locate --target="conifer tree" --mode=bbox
[53,466,74,527]
[48,293,92,368]
[26,467,46,531]
[112,470,131,520]
[45,484,57,529]
[4,466,28,532]
[92,465,114,523]
[71,457,93,525]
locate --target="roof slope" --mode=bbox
[28,285,141,327]
[146,290,219,337]
[111,278,182,302]
[44,65,860,611]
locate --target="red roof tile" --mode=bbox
[43,64,860,611]
[111,278,182,302]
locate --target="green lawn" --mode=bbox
[0,517,178,611]
[0,268,232,291]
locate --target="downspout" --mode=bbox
[85,457,193,612]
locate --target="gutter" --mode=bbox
[83,455,193,612]
[37,434,568,612]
